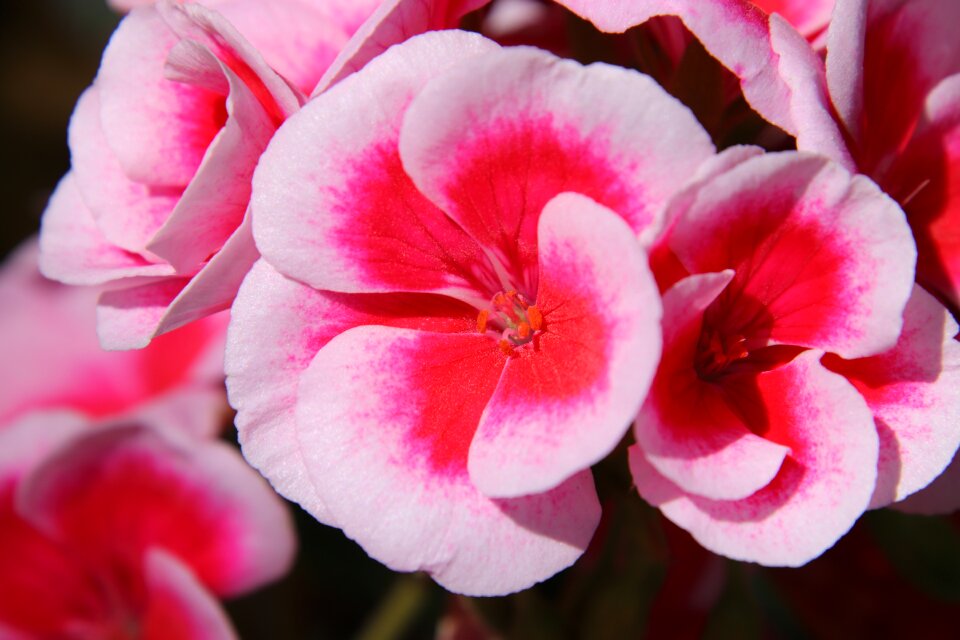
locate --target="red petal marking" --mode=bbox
[750,0,834,37]
[396,334,507,475]
[0,486,109,638]
[678,198,854,352]
[299,291,478,359]
[335,140,498,295]
[858,8,929,173]
[504,252,609,402]
[442,113,644,291]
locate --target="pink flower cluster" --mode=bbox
[19,0,960,601]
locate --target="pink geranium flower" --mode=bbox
[759,0,960,512]
[0,240,226,438]
[226,30,716,594]
[40,0,377,349]
[631,148,960,564]
[0,418,295,639]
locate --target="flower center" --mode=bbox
[695,327,750,380]
[476,290,543,354]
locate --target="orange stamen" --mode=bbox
[516,322,531,340]
[498,339,514,355]
[476,309,489,334]
[526,305,543,331]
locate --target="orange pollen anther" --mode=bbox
[478,290,544,352]
[517,322,532,340]
[476,309,489,334]
[526,305,543,331]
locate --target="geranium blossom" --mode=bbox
[0,240,226,438]
[40,0,377,349]
[0,418,295,639]
[631,149,960,564]
[227,29,717,594]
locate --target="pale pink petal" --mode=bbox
[157,1,302,120]
[0,412,88,480]
[225,259,476,527]
[145,48,273,274]
[824,286,960,507]
[141,550,237,640]
[297,0,382,36]
[213,0,348,95]
[769,15,854,170]
[97,214,255,353]
[313,0,487,95]
[631,351,879,566]
[252,31,501,301]
[400,45,714,292]
[295,326,599,595]
[68,87,179,253]
[824,0,866,143]
[655,144,765,247]
[468,194,662,498]
[19,424,295,598]
[635,272,790,501]
[894,448,960,515]
[0,244,226,430]
[882,73,960,308]
[39,173,173,285]
[97,6,228,187]
[97,279,189,350]
[128,387,226,441]
[667,152,915,359]
[554,0,796,134]
[152,213,259,338]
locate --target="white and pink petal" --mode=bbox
[252,31,501,301]
[400,44,714,291]
[824,285,960,507]
[631,351,879,566]
[667,152,915,359]
[295,325,599,595]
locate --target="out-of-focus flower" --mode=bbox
[0,240,227,438]
[0,418,295,639]
[40,0,377,349]
[226,30,716,594]
[631,149,960,564]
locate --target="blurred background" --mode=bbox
[2,1,959,638]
